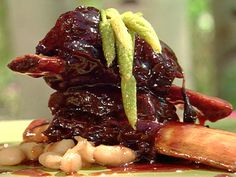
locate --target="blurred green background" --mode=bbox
[0,0,236,120]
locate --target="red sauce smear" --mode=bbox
[13,168,51,176]
[63,171,84,177]
[91,163,192,176]
[70,172,84,177]
[215,174,234,177]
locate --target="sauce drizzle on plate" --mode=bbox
[91,163,192,176]
[12,168,51,176]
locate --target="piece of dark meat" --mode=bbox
[45,86,179,162]
[8,6,183,98]
[48,86,179,123]
[9,38,183,95]
[8,55,66,78]
[35,6,183,93]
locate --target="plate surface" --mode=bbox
[0,164,236,177]
[0,118,236,177]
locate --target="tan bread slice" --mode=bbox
[155,122,236,172]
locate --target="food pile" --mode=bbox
[4,6,235,173]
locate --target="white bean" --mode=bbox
[94,145,136,166]
[60,149,82,173]
[0,146,25,165]
[74,136,95,163]
[20,142,44,161]
[44,139,75,155]
[39,152,62,169]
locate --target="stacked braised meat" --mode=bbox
[8,6,232,163]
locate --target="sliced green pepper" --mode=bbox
[122,11,162,53]
[121,76,137,129]
[105,8,120,19]
[98,8,163,129]
[108,10,138,128]
[110,18,133,51]
[99,9,116,67]
[115,38,133,80]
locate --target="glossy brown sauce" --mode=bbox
[37,6,184,162]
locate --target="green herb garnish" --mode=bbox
[122,11,162,53]
[99,9,116,67]
[106,8,137,128]
[99,8,162,129]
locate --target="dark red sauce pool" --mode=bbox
[12,168,50,176]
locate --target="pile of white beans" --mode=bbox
[0,136,136,173]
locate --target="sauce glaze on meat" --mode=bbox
[14,6,190,162]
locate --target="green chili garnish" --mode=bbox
[99,9,115,67]
[98,8,162,129]
[122,11,162,53]
[121,75,137,129]
[105,8,120,18]
[108,11,133,51]
[107,9,137,128]
[116,34,137,128]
